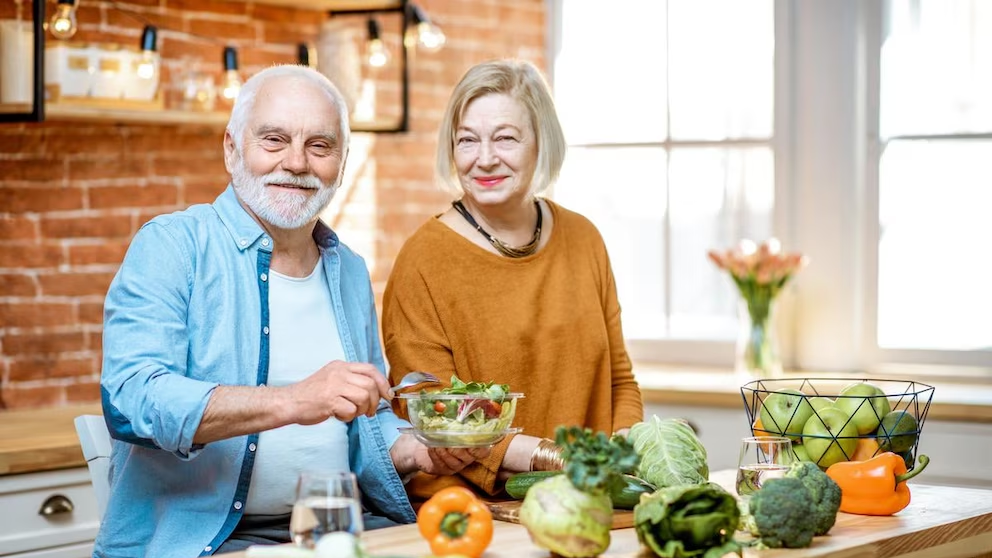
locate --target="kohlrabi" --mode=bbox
[519,426,639,557]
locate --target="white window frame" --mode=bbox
[547,0,992,375]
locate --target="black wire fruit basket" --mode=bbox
[740,378,934,471]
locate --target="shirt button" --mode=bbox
[204,546,212,552]
[262,238,270,247]
[234,501,243,510]
[263,326,269,335]
[260,273,268,281]
[249,443,257,452]
[239,240,247,246]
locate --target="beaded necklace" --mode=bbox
[451,199,542,258]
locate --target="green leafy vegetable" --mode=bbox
[628,416,709,489]
[633,483,741,558]
[437,375,509,398]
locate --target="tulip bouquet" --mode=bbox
[708,239,809,377]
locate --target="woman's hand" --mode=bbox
[390,433,491,476]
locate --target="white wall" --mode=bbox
[644,403,992,489]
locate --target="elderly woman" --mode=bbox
[382,59,643,501]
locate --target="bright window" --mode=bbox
[551,0,776,346]
[876,0,992,354]
[550,0,992,373]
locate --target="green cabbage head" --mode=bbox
[628,416,709,488]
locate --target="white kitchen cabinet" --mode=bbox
[0,468,98,557]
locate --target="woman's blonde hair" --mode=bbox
[435,59,566,197]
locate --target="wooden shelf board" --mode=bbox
[225,0,403,11]
[46,103,230,127]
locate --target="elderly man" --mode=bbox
[94,65,486,558]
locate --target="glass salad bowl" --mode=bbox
[398,391,524,448]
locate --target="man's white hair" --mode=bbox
[226,65,351,150]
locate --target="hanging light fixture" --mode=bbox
[298,42,316,68]
[405,3,445,52]
[49,0,78,40]
[365,18,388,68]
[136,25,159,80]
[221,46,242,101]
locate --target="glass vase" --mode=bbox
[736,297,782,379]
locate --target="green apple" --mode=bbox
[809,397,835,412]
[876,410,919,453]
[834,382,891,435]
[802,407,859,468]
[792,444,811,462]
[759,388,815,441]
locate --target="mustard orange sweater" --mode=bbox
[382,200,643,500]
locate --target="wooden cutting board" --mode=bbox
[487,500,636,530]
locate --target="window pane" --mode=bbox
[669,147,775,339]
[881,0,992,137]
[554,0,667,144]
[668,0,774,140]
[878,140,992,350]
[555,147,667,339]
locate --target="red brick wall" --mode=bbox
[0,0,546,409]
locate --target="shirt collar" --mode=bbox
[213,184,340,251]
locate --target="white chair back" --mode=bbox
[74,414,113,519]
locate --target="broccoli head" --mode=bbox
[747,477,817,549]
[785,460,842,535]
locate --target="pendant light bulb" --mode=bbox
[416,21,446,52]
[50,0,78,40]
[406,4,445,52]
[222,46,242,101]
[136,25,159,80]
[365,18,388,68]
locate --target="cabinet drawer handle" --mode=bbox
[39,494,75,516]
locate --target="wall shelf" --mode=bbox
[222,0,402,11]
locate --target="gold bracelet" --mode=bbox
[529,438,565,471]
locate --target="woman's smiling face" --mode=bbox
[453,93,538,207]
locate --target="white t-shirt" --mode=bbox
[245,260,350,515]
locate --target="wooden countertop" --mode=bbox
[634,367,992,423]
[3,366,992,478]
[0,402,102,475]
[230,470,992,558]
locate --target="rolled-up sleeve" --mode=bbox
[101,222,217,459]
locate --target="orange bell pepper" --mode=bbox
[417,486,493,558]
[825,452,930,516]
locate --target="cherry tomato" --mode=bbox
[434,401,446,413]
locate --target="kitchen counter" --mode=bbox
[634,367,992,423]
[0,402,102,475]
[2,368,992,478]
[228,470,992,558]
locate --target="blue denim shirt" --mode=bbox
[95,186,416,558]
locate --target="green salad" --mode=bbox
[404,376,519,444]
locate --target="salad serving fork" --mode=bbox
[391,371,441,394]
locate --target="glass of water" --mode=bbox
[735,436,794,499]
[290,471,364,548]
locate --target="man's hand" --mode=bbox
[284,360,393,424]
[390,433,491,477]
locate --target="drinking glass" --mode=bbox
[735,436,794,498]
[290,471,364,548]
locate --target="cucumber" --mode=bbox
[504,471,655,509]
[505,471,561,499]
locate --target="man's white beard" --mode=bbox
[231,153,339,230]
